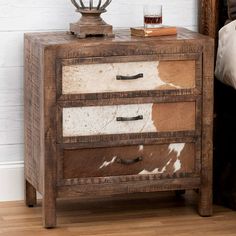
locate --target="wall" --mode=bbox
[0,0,198,201]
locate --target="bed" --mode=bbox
[199,0,236,209]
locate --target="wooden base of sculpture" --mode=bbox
[70,10,114,38]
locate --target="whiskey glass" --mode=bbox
[144,5,163,28]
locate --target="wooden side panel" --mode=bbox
[40,47,58,227]
[62,102,196,137]
[24,36,43,193]
[63,143,195,179]
[62,60,196,94]
[199,39,214,216]
[199,0,219,39]
[58,177,201,198]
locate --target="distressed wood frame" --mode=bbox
[199,0,219,44]
[56,53,202,101]
[24,27,214,228]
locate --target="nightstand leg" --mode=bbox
[198,174,213,216]
[42,194,56,228]
[25,179,37,207]
[199,39,214,217]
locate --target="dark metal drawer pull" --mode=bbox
[116,115,143,122]
[116,73,143,80]
[116,156,143,165]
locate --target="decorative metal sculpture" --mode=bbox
[70,0,114,38]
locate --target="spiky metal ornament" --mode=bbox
[70,0,114,38]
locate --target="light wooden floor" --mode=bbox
[0,191,236,236]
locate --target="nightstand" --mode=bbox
[24,28,214,227]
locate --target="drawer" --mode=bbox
[62,143,196,179]
[62,60,196,95]
[62,101,196,137]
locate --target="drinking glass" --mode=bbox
[144,5,163,28]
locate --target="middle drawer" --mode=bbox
[62,101,196,137]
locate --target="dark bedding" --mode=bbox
[228,0,236,20]
[213,0,236,210]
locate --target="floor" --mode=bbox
[0,191,236,236]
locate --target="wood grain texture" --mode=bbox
[58,178,201,198]
[24,36,43,194]
[198,1,215,215]
[199,38,214,217]
[42,47,57,228]
[2,192,236,236]
[25,180,37,207]
[199,0,219,39]
[24,28,213,227]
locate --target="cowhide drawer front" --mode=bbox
[62,60,196,94]
[62,143,196,179]
[62,101,196,137]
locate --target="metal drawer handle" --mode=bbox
[116,73,144,80]
[116,115,143,122]
[116,156,143,165]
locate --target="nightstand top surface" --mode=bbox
[24,27,212,48]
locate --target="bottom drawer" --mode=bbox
[62,143,196,179]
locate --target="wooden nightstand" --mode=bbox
[24,28,214,228]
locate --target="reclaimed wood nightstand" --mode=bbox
[24,28,214,228]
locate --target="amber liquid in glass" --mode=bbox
[144,15,162,26]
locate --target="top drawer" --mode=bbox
[59,55,201,96]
